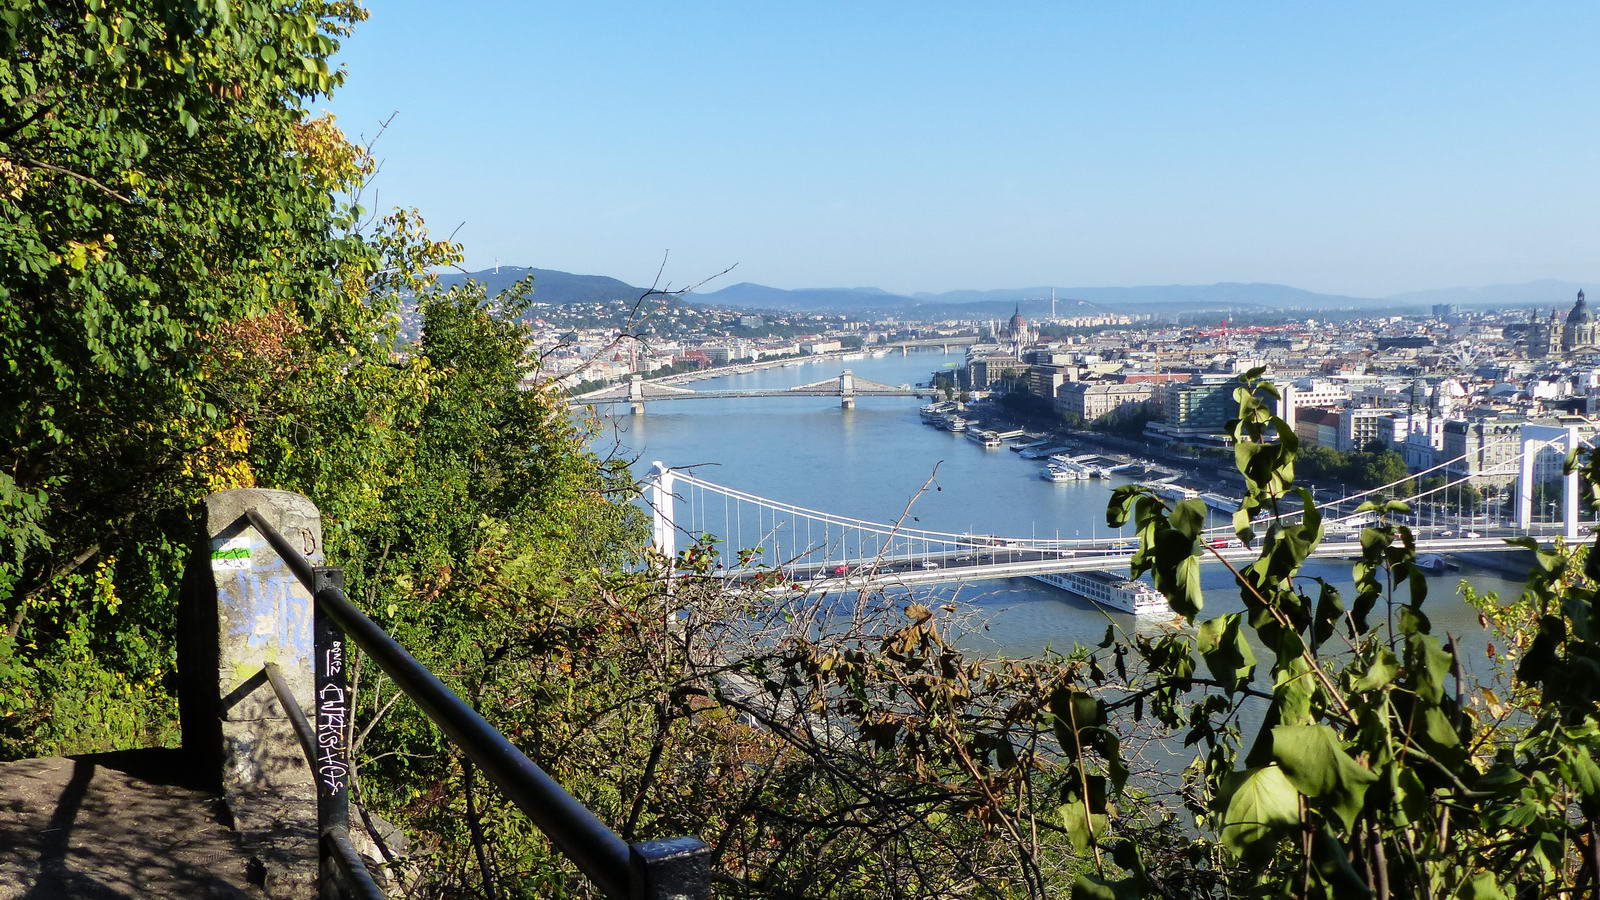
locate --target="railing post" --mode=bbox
[314,566,352,898]
[630,837,712,900]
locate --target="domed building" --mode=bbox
[1563,290,1599,353]
[1000,304,1034,356]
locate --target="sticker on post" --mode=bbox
[211,536,253,570]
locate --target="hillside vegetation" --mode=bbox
[7,4,1600,900]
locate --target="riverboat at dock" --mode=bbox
[1030,570,1171,616]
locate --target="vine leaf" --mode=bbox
[1271,724,1377,830]
[1060,791,1107,853]
[1219,765,1300,860]
[1197,613,1256,692]
[1352,648,1398,692]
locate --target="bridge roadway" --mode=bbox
[575,369,941,408]
[583,386,938,404]
[721,525,1550,594]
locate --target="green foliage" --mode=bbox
[12,6,1600,898]
[1091,402,1155,437]
[1085,367,1600,897]
[0,0,372,754]
[1298,444,1411,490]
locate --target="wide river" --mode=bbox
[594,349,1525,660]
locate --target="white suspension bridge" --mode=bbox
[642,425,1596,605]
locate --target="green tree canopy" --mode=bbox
[0,0,389,749]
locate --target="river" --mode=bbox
[594,349,1524,661]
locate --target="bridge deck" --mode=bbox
[584,389,935,402]
[720,535,1532,594]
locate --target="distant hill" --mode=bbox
[691,282,917,311]
[1385,280,1593,309]
[436,264,1588,316]
[693,280,1388,314]
[435,266,644,305]
[916,282,1384,311]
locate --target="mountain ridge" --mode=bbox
[433,266,1596,314]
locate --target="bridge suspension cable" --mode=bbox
[645,433,1592,587]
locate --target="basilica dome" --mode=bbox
[1568,290,1591,326]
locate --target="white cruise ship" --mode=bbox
[1040,467,1078,482]
[1140,481,1199,503]
[1029,570,1171,616]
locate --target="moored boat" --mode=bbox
[1030,570,1170,615]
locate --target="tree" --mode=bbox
[1357,449,1409,488]
[1093,401,1155,436]
[1297,445,1346,481]
[1,0,374,750]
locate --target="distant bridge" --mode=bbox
[884,336,981,350]
[574,370,940,413]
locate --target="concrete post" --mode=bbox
[839,369,855,409]
[179,488,321,896]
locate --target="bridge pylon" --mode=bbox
[1517,425,1583,539]
[645,461,677,565]
[628,375,645,415]
[839,369,855,409]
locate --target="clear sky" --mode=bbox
[325,2,1600,298]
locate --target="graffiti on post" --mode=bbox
[317,640,348,794]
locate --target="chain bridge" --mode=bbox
[573,370,940,413]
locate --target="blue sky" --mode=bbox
[326,2,1600,297]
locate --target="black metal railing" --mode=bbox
[246,509,711,899]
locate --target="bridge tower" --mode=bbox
[839,369,855,409]
[645,461,677,562]
[628,374,646,416]
[1517,424,1583,539]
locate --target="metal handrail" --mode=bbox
[244,509,709,900]
[264,662,387,900]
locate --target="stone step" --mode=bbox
[0,748,265,899]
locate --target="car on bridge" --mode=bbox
[831,564,851,576]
